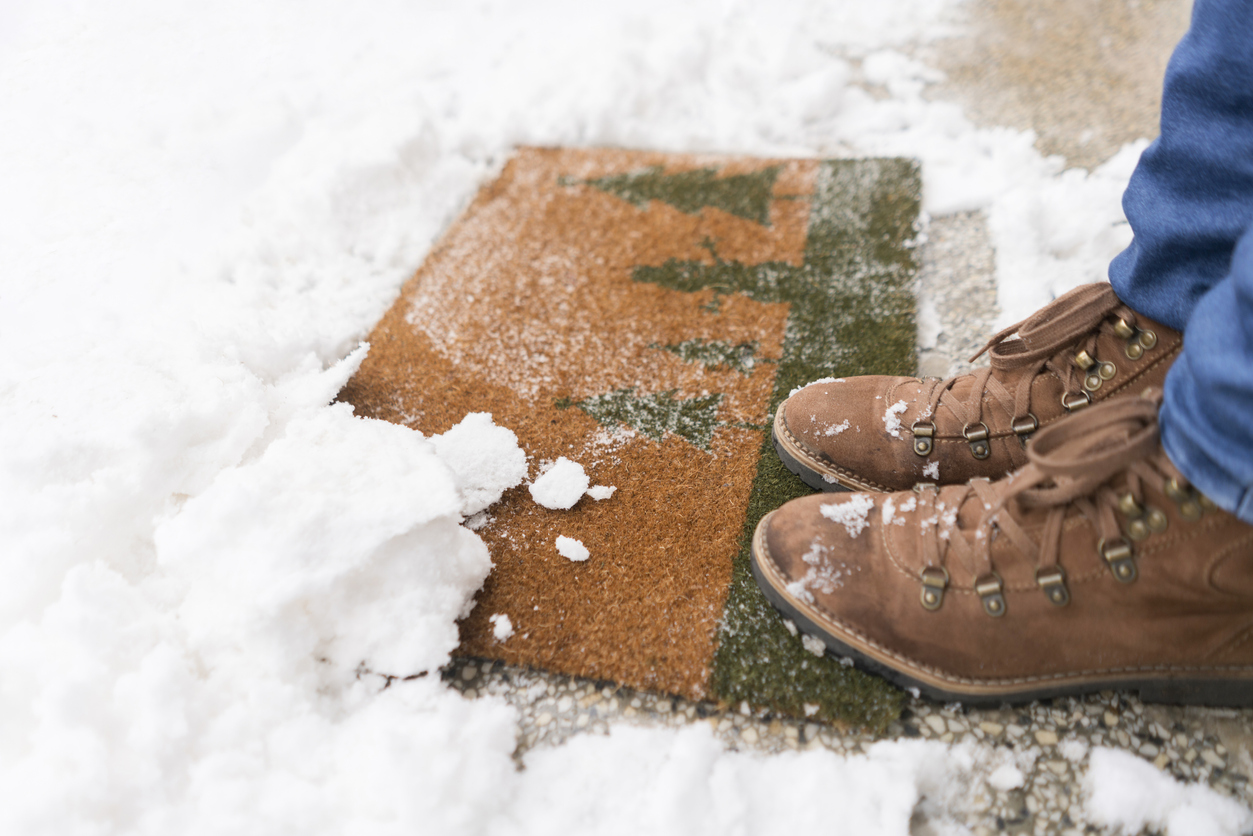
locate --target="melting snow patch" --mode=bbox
[586,484,617,501]
[788,376,844,398]
[923,460,940,480]
[883,399,908,438]
[820,494,875,538]
[555,535,590,562]
[490,613,514,642]
[783,619,798,637]
[786,580,814,605]
[1085,747,1253,836]
[987,763,1024,791]
[1058,738,1089,763]
[529,457,590,509]
[823,419,851,437]
[801,634,826,657]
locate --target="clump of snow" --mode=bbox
[787,376,844,398]
[801,634,826,657]
[587,484,617,501]
[987,763,1025,791]
[1058,738,1089,763]
[431,412,528,517]
[923,460,940,480]
[820,494,876,537]
[490,613,514,642]
[882,399,909,438]
[782,619,798,636]
[555,535,590,562]
[1085,748,1253,836]
[529,457,591,510]
[823,419,851,437]
[786,580,815,605]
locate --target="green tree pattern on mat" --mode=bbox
[565,165,782,226]
[653,338,767,374]
[634,158,921,732]
[558,389,724,450]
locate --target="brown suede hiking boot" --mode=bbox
[775,282,1181,492]
[752,393,1253,706]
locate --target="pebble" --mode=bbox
[1202,750,1225,768]
[741,727,759,745]
[1035,730,1058,746]
[925,715,948,734]
[1104,711,1119,727]
[979,721,1004,735]
[536,712,553,727]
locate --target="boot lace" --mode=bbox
[916,283,1149,440]
[914,392,1206,614]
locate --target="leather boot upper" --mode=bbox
[778,283,1182,492]
[756,394,1253,698]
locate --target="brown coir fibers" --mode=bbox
[339,147,918,719]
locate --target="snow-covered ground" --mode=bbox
[1,0,1248,833]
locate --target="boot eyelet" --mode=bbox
[1011,413,1038,446]
[1062,391,1091,412]
[1164,478,1204,520]
[1127,519,1150,541]
[963,422,991,460]
[1125,341,1145,360]
[1138,329,1157,350]
[1035,568,1069,607]
[976,573,1006,617]
[1097,361,1117,380]
[919,566,949,611]
[911,421,935,457]
[1099,537,1138,584]
[1164,478,1189,502]
[1073,350,1095,371]
[1117,492,1144,518]
[1113,318,1136,339]
[1146,507,1169,532]
[1083,373,1103,392]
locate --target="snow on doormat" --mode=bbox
[340,147,920,731]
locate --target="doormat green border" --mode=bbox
[633,158,921,731]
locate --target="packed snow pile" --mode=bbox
[0,0,1237,832]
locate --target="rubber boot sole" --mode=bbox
[750,511,1253,708]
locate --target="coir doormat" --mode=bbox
[340,147,920,731]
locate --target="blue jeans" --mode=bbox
[1108,0,1253,522]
